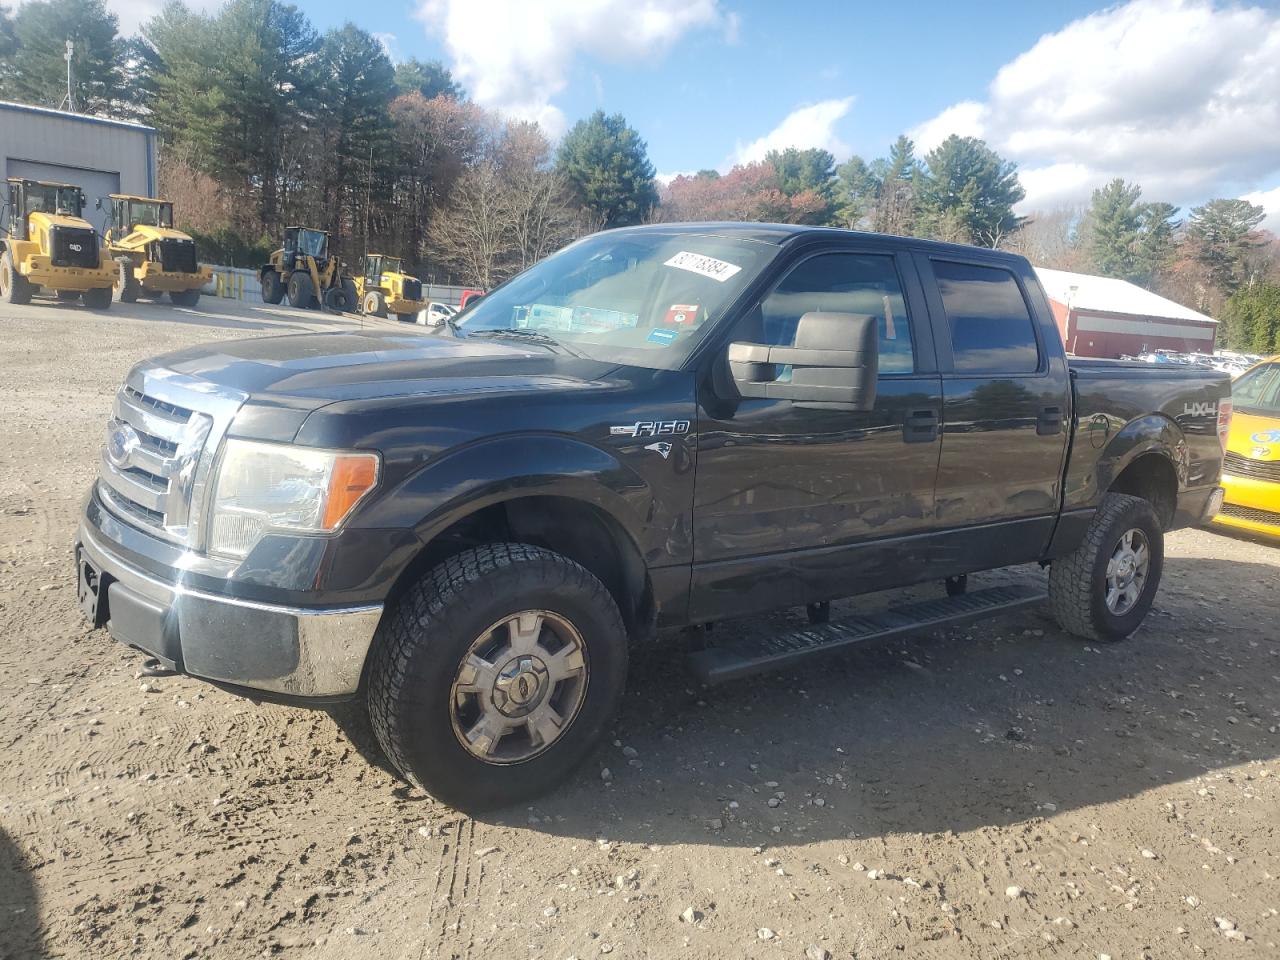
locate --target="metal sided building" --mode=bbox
[1035,266,1217,359]
[1,100,157,214]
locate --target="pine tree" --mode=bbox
[766,147,836,222]
[393,58,463,100]
[833,155,877,228]
[1188,198,1266,294]
[871,135,918,235]
[915,135,1024,247]
[0,0,126,114]
[555,110,658,228]
[314,24,397,253]
[1220,282,1280,353]
[1080,180,1179,286]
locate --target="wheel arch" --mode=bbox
[1094,413,1186,529]
[381,492,655,649]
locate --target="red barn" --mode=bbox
[1035,267,1217,359]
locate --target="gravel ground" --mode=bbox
[1,293,1278,960]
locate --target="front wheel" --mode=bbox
[367,544,628,811]
[287,271,314,309]
[1049,493,1164,642]
[1,251,33,305]
[261,270,285,304]
[362,290,387,318]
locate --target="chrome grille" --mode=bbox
[1223,451,1280,483]
[96,364,246,547]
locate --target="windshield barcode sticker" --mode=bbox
[664,251,742,282]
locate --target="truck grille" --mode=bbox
[50,226,99,268]
[98,383,213,543]
[1223,451,1280,483]
[1219,502,1280,528]
[401,278,422,301]
[158,238,198,274]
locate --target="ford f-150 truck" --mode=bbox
[76,224,1231,810]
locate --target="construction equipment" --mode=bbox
[0,177,116,309]
[353,253,425,322]
[259,227,356,312]
[101,195,212,306]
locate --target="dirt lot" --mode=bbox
[1,292,1278,960]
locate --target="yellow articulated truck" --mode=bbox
[354,253,425,322]
[101,194,212,306]
[259,226,357,312]
[0,177,116,309]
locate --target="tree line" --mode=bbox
[1,0,1276,350]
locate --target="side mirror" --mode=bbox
[729,311,878,410]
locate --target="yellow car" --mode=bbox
[1215,356,1280,538]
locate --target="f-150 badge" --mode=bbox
[610,420,690,438]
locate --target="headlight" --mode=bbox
[208,439,380,559]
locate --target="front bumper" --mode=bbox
[1213,472,1280,537]
[77,520,383,701]
[137,262,214,292]
[22,255,115,290]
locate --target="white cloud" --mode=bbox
[87,0,223,35]
[417,0,732,139]
[731,97,855,166]
[909,101,986,153]
[1241,185,1280,233]
[910,0,1280,214]
[656,170,697,186]
[373,32,400,63]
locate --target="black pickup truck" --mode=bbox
[76,224,1231,810]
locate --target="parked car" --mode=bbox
[1213,356,1280,538]
[75,224,1231,810]
[421,301,458,326]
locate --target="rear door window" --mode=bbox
[933,260,1040,374]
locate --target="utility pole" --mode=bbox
[58,39,75,112]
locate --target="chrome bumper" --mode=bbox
[77,522,382,699]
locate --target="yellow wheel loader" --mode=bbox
[101,195,212,306]
[354,253,425,322]
[259,227,357,312]
[0,177,117,310]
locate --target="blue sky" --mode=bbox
[102,0,1280,226]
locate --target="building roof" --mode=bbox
[1035,266,1216,325]
[0,99,156,133]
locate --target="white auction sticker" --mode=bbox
[664,250,742,282]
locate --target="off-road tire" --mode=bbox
[367,543,628,811]
[261,270,285,304]
[395,311,417,323]
[82,286,113,310]
[1049,493,1163,642]
[362,290,387,318]
[1,251,33,305]
[287,271,314,309]
[55,289,81,301]
[322,284,355,313]
[169,289,201,307]
[115,261,140,303]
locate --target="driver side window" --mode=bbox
[738,252,915,374]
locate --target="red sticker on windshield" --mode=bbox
[663,304,699,325]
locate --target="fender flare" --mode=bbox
[1094,412,1188,493]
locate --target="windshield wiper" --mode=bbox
[467,328,583,357]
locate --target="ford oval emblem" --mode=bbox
[106,421,140,468]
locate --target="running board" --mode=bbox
[686,583,1047,686]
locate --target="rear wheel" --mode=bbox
[362,290,387,318]
[287,271,314,309]
[1,251,33,305]
[1049,493,1164,642]
[169,288,201,307]
[261,270,285,304]
[82,286,113,310]
[367,543,628,811]
[322,282,355,313]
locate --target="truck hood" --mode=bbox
[151,328,618,404]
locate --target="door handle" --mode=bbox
[903,409,939,443]
[1037,405,1064,436]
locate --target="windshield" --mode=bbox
[127,200,172,228]
[25,185,82,217]
[382,257,402,274]
[1233,362,1280,415]
[456,231,773,370]
[299,230,327,258]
